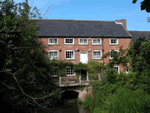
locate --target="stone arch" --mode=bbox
[61,90,79,100]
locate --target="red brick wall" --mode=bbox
[40,37,131,72]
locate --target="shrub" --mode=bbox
[92,87,150,113]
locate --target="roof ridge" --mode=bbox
[32,19,115,22]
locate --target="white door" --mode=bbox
[80,52,88,64]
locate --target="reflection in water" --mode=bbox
[48,99,91,113]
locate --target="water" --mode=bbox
[48,99,91,113]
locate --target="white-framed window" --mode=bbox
[93,50,102,59]
[65,50,75,59]
[126,69,131,74]
[64,38,74,44]
[110,50,119,59]
[79,38,88,45]
[92,38,101,45]
[51,68,58,77]
[66,67,75,76]
[113,66,120,73]
[109,38,118,45]
[48,38,58,45]
[48,50,59,60]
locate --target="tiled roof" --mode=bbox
[35,19,131,37]
[129,31,150,42]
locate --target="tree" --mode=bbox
[102,46,128,68]
[132,0,150,13]
[0,0,60,112]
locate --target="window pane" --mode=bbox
[80,39,83,43]
[65,39,73,44]
[71,51,73,58]
[49,39,57,44]
[49,51,58,59]
[113,67,118,72]
[53,69,58,75]
[66,39,68,43]
[93,39,100,44]
[97,51,100,58]
[93,52,96,58]
[66,68,74,75]
[84,39,87,44]
[54,39,57,43]
[49,39,52,43]
[54,51,57,56]
[49,52,53,58]
[66,51,69,58]
[111,39,117,44]
[66,51,74,59]
[97,39,100,43]
[93,51,101,59]
[93,39,97,43]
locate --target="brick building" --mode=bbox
[36,19,150,77]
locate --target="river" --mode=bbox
[47,99,91,113]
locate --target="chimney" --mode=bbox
[115,19,127,30]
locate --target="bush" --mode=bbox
[92,87,150,113]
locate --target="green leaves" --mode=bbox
[0,0,60,112]
[132,0,150,13]
[132,0,137,4]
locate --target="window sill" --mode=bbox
[49,58,59,60]
[51,75,59,77]
[66,75,76,76]
[79,44,88,45]
[48,44,59,46]
[93,58,102,60]
[92,44,101,45]
[65,58,75,60]
[64,44,74,45]
[110,44,118,45]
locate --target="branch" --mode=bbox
[3,71,60,108]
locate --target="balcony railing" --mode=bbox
[51,74,101,87]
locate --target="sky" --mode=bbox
[14,0,150,31]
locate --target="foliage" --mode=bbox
[127,37,150,93]
[73,62,88,76]
[92,87,150,113]
[49,60,73,76]
[132,0,150,13]
[83,71,150,113]
[0,0,60,112]
[102,46,128,68]
[86,60,104,79]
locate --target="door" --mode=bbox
[80,52,88,64]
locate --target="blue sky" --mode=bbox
[14,0,150,31]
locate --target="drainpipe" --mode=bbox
[102,38,104,65]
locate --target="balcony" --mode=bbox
[51,75,100,87]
